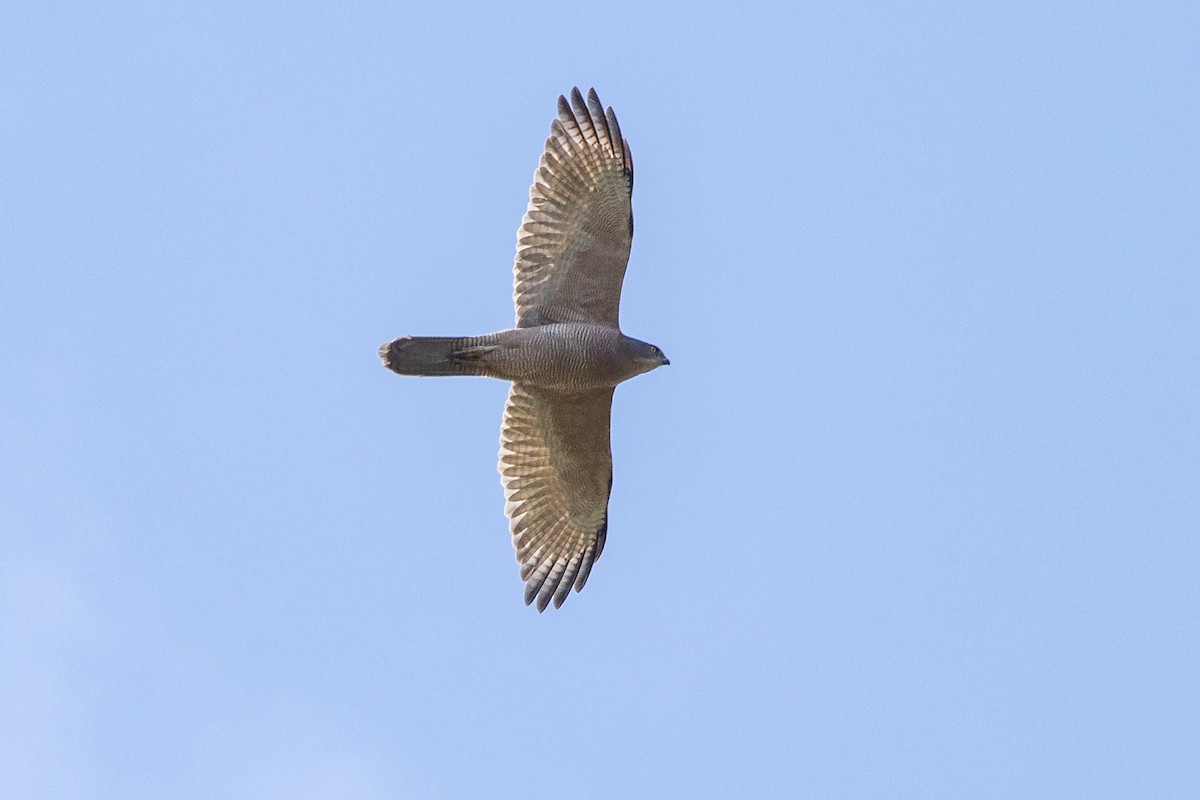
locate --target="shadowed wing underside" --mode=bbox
[513,88,634,328]
[499,384,614,611]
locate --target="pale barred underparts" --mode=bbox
[380,88,668,611]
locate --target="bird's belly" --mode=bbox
[486,325,631,391]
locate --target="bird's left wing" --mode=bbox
[498,383,614,610]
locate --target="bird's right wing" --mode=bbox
[498,383,614,611]
[512,88,634,329]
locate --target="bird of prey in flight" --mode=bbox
[379,88,668,611]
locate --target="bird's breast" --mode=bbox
[487,324,636,391]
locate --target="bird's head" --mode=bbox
[628,338,670,372]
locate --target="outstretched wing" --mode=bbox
[513,87,634,329]
[498,383,614,611]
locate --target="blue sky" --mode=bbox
[3,2,1198,798]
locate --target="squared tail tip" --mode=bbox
[378,336,408,371]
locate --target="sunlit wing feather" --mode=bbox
[513,87,634,328]
[498,383,614,611]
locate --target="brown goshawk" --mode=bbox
[379,88,668,611]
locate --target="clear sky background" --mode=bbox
[3,2,1198,798]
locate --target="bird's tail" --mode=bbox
[378,335,494,376]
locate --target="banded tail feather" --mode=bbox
[378,336,494,376]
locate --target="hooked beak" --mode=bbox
[661,356,671,366]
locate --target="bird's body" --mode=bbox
[379,88,667,611]
[383,324,661,391]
